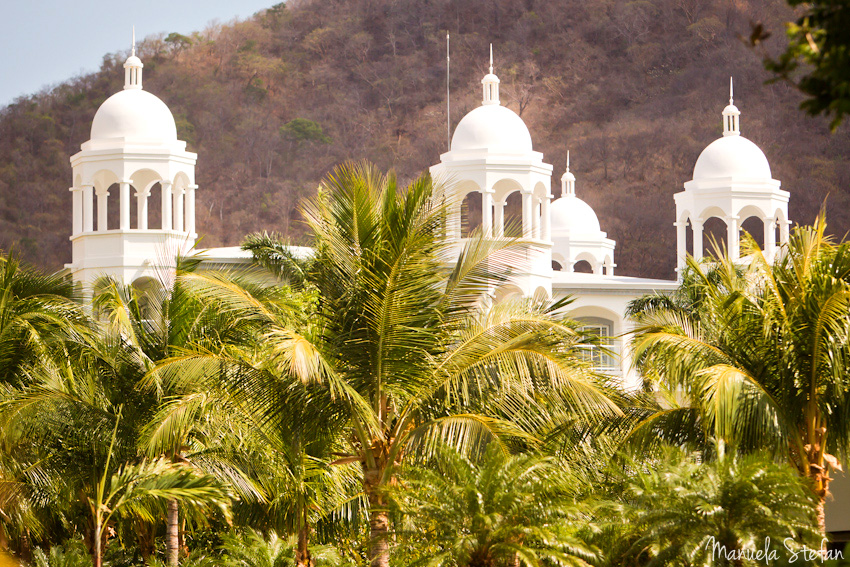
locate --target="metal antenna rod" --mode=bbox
[446,31,451,152]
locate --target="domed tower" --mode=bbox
[550,152,615,275]
[66,37,198,287]
[674,79,789,274]
[430,46,553,298]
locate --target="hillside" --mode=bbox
[1,0,849,279]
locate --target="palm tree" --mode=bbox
[93,260,285,565]
[85,411,229,567]
[392,444,597,567]
[601,443,819,567]
[158,161,620,567]
[0,253,88,389]
[628,215,850,532]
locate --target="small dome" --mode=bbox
[451,104,533,154]
[91,89,177,142]
[550,195,601,234]
[124,55,143,68]
[692,135,771,181]
[481,73,500,84]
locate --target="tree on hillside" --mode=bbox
[157,161,620,567]
[627,215,850,533]
[755,0,850,129]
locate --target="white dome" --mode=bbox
[91,89,177,142]
[692,135,771,181]
[451,104,533,154]
[550,195,601,234]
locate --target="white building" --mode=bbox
[67,47,786,390]
[63,36,850,538]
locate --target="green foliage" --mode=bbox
[600,444,820,567]
[627,213,850,532]
[760,0,850,130]
[393,444,597,567]
[279,119,331,145]
[32,539,93,567]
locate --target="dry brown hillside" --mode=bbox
[2,0,849,279]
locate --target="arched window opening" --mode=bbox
[573,260,593,274]
[740,216,765,251]
[461,192,482,237]
[106,183,120,231]
[702,217,728,258]
[503,192,523,237]
[148,183,163,230]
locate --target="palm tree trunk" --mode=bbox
[295,524,313,567]
[365,468,390,567]
[166,498,179,566]
[94,519,103,567]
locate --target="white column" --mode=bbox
[532,199,541,239]
[481,190,493,237]
[96,187,109,231]
[173,186,185,233]
[675,221,687,274]
[593,261,603,275]
[521,192,533,237]
[780,220,790,244]
[764,217,776,260]
[726,215,740,260]
[448,203,461,240]
[541,194,551,241]
[692,219,704,260]
[137,189,148,230]
[161,181,173,230]
[119,180,131,230]
[82,185,94,232]
[185,184,197,235]
[494,201,505,237]
[71,187,82,236]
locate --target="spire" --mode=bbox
[489,43,493,74]
[481,43,500,105]
[560,149,576,197]
[722,76,740,136]
[124,27,144,90]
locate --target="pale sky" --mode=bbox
[0,0,276,107]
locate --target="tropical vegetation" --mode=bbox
[0,162,846,567]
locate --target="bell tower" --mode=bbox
[67,34,198,287]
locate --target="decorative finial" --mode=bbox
[729,76,733,105]
[566,150,570,172]
[481,43,500,105]
[132,26,136,57]
[489,43,493,74]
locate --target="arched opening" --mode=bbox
[461,191,482,237]
[128,184,138,229]
[552,261,563,271]
[573,260,593,274]
[148,182,163,229]
[533,286,549,302]
[503,191,523,238]
[106,183,120,231]
[702,217,728,259]
[494,284,523,303]
[686,219,694,256]
[740,215,765,251]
